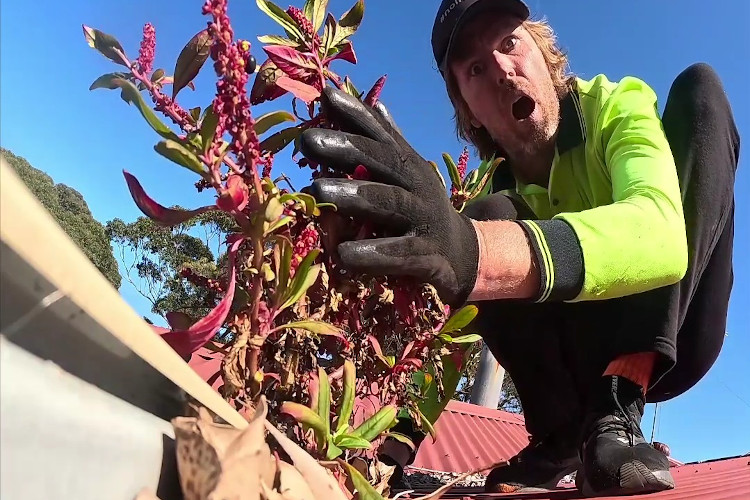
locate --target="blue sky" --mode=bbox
[2,0,748,463]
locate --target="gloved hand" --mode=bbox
[299,87,479,307]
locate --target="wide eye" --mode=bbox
[500,35,519,53]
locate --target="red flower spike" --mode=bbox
[123,170,213,226]
[137,23,156,75]
[457,147,469,180]
[160,236,245,357]
[216,174,249,212]
[364,75,387,106]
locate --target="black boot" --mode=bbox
[579,376,674,496]
[484,422,581,493]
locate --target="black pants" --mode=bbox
[466,63,740,439]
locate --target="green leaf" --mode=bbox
[279,249,321,310]
[172,29,211,99]
[442,153,462,187]
[254,110,296,135]
[278,320,344,337]
[339,460,386,500]
[450,333,483,344]
[259,125,303,155]
[470,157,502,199]
[440,304,479,333]
[437,333,453,344]
[303,0,329,32]
[279,192,319,216]
[264,215,294,235]
[384,431,415,450]
[317,366,331,440]
[416,406,437,442]
[264,197,284,222]
[200,104,219,154]
[82,25,127,66]
[332,0,364,47]
[150,68,166,83]
[189,107,201,121]
[154,140,207,175]
[275,235,293,298]
[350,405,397,442]
[321,13,338,58]
[342,76,361,98]
[336,359,356,434]
[325,437,343,460]
[89,72,131,90]
[334,434,372,450]
[256,0,306,43]
[463,168,480,192]
[280,402,328,446]
[257,34,299,47]
[109,78,179,141]
[428,160,448,190]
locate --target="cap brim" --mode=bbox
[439,0,530,74]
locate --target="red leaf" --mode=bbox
[216,175,249,212]
[324,41,357,65]
[250,58,289,105]
[262,45,318,80]
[275,76,321,103]
[160,236,245,357]
[367,335,384,357]
[123,170,213,226]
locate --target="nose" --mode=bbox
[491,50,515,85]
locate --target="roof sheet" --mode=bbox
[410,400,530,473]
[408,400,682,475]
[399,455,750,499]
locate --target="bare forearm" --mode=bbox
[467,219,540,301]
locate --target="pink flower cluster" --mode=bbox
[290,224,319,275]
[137,23,156,75]
[451,146,470,196]
[286,6,320,46]
[202,0,260,172]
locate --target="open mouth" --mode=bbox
[512,95,535,120]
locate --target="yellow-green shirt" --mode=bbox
[496,74,688,302]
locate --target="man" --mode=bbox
[299,0,739,495]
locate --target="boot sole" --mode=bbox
[580,460,675,497]
[486,461,581,494]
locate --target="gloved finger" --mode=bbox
[336,236,460,302]
[310,178,420,232]
[372,101,404,138]
[320,87,399,147]
[299,128,413,189]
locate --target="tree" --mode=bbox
[105,210,236,324]
[2,147,122,289]
[452,340,522,413]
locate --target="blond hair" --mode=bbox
[445,18,575,160]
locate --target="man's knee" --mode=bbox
[671,62,723,97]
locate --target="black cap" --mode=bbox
[431,0,530,75]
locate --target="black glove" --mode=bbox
[299,87,479,307]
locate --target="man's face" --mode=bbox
[449,13,560,158]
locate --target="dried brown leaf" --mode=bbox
[171,397,276,500]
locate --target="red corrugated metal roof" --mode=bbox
[399,455,750,499]
[410,400,530,473]
[409,400,682,475]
